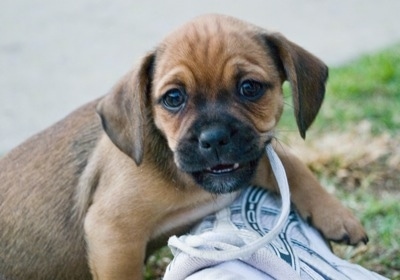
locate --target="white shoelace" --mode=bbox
[168,143,291,261]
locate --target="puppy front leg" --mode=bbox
[266,144,368,245]
[84,204,146,280]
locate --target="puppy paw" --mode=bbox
[305,202,368,245]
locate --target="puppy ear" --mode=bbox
[96,52,156,165]
[265,33,328,138]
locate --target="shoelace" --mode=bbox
[168,143,291,261]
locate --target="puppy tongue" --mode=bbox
[206,163,239,174]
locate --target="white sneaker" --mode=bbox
[164,186,387,280]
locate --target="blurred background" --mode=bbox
[1,0,400,153]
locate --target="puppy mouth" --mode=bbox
[205,163,240,174]
[189,159,259,194]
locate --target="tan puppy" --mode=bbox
[0,14,367,280]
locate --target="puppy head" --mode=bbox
[97,14,328,193]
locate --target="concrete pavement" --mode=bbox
[1,0,400,153]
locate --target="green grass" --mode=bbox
[322,46,400,134]
[146,45,400,279]
[280,44,400,136]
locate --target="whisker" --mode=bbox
[283,101,295,110]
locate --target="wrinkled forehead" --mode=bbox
[160,15,260,52]
[152,15,280,94]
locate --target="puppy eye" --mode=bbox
[162,88,186,111]
[239,80,265,101]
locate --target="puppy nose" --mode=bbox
[199,126,230,151]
